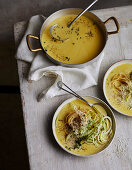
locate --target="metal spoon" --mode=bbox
[49,24,69,42]
[57,81,104,113]
[50,0,98,41]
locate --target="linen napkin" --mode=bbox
[16,15,104,101]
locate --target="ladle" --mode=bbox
[57,81,103,113]
[50,0,98,41]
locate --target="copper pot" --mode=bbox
[26,8,120,68]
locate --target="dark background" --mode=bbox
[0,0,132,170]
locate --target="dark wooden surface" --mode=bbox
[0,0,132,170]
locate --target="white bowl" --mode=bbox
[52,96,116,157]
[103,59,132,117]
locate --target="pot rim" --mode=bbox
[39,8,108,67]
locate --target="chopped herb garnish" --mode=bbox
[74,138,82,149]
[65,146,71,151]
[65,57,70,61]
[76,27,79,31]
[44,47,47,52]
[52,37,57,42]
[85,31,93,37]
[57,35,60,40]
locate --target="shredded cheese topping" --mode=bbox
[64,105,113,149]
[109,73,132,109]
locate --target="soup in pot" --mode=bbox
[41,14,105,64]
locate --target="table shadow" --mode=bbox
[0,94,30,170]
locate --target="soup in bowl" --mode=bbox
[103,60,132,116]
[52,96,116,156]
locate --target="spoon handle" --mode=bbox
[68,0,98,28]
[57,81,93,107]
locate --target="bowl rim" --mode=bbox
[52,96,116,157]
[103,59,132,117]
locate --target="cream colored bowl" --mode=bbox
[52,96,116,157]
[103,59,132,117]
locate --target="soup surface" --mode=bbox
[55,98,113,155]
[105,63,132,115]
[41,15,105,64]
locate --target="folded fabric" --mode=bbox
[16,15,104,101]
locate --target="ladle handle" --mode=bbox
[68,0,98,28]
[57,81,93,107]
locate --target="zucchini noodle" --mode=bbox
[65,104,113,149]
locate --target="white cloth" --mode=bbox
[16,15,104,101]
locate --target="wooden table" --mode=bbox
[14,6,132,170]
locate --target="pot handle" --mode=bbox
[26,34,42,52]
[104,17,120,35]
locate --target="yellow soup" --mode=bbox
[41,15,105,64]
[105,63,132,115]
[55,98,113,156]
